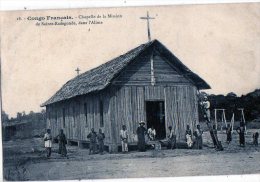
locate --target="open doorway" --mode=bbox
[146,101,166,140]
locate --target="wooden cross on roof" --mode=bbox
[140,11,155,42]
[75,67,80,76]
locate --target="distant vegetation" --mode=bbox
[1,110,46,140]
[2,110,46,124]
[201,89,260,123]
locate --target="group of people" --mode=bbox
[43,128,106,158]
[135,121,204,151]
[135,121,177,151]
[43,121,259,158]
[86,128,106,155]
[186,124,204,149]
[43,129,68,159]
[200,94,259,149]
[226,123,259,147]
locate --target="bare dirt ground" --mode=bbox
[3,129,260,181]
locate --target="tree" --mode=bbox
[1,110,9,123]
[227,92,237,97]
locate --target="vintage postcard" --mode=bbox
[1,3,260,181]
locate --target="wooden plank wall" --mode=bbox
[46,91,111,144]
[113,50,191,86]
[107,47,199,143]
[107,85,199,145]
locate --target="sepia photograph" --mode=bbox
[1,2,260,181]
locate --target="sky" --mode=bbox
[1,3,260,117]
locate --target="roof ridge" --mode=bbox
[41,41,155,106]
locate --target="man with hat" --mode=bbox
[136,121,147,152]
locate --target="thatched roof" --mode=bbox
[42,39,210,106]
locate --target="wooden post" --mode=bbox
[223,110,227,129]
[78,141,84,148]
[231,113,235,133]
[238,108,247,134]
[214,109,217,129]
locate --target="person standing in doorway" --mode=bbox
[87,128,97,155]
[137,121,147,152]
[97,129,105,154]
[120,125,129,153]
[43,129,52,159]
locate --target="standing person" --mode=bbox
[185,125,193,149]
[236,124,245,147]
[253,132,259,146]
[194,124,203,149]
[201,95,211,122]
[120,125,128,153]
[136,121,147,152]
[211,125,218,148]
[226,124,232,144]
[43,129,52,159]
[97,129,105,154]
[87,128,97,155]
[168,126,176,149]
[147,126,156,141]
[57,129,67,157]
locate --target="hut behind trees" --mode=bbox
[41,39,210,152]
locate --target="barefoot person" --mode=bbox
[120,125,129,153]
[57,129,67,157]
[137,121,147,152]
[43,129,52,159]
[97,129,105,154]
[87,128,97,155]
[185,125,193,149]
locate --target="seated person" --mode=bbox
[147,126,156,141]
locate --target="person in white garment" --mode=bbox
[185,125,193,148]
[43,129,52,158]
[201,95,211,122]
[120,125,128,153]
[147,126,156,141]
